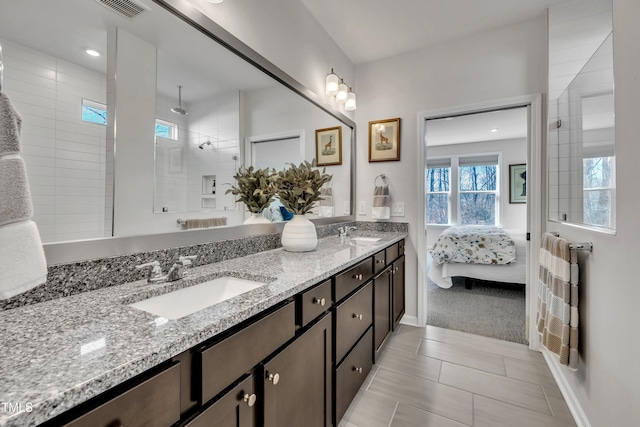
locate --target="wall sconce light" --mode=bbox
[325,68,356,110]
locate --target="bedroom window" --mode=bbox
[426,154,500,226]
[426,158,451,224]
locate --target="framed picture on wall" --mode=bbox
[368,118,400,162]
[509,164,527,204]
[315,126,342,166]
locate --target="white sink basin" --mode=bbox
[129,277,265,319]
[350,237,381,242]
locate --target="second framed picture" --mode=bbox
[368,118,400,162]
[509,163,527,204]
[315,126,342,166]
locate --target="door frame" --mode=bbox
[416,94,543,350]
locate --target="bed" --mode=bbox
[428,226,527,289]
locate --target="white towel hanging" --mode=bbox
[372,174,390,220]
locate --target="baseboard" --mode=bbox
[541,348,592,427]
[399,314,419,327]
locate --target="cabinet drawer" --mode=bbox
[334,257,373,302]
[335,328,373,424]
[199,302,295,404]
[186,374,256,427]
[64,363,180,427]
[297,279,332,327]
[398,239,405,256]
[385,243,399,263]
[373,250,386,274]
[334,281,373,363]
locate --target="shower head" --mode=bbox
[171,85,188,115]
[199,140,213,149]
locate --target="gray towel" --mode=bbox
[319,186,333,206]
[184,217,227,229]
[0,156,33,225]
[372,185,390,220]
[0,93,23,156]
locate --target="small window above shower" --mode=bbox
[156,119,178,140]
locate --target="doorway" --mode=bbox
[416,96,543,348]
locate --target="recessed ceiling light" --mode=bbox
[85,49,101,57]
[490,128,499,133]
[207,0,224,3]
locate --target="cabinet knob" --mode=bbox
[313,297,326,306]
[352,313,363,320]
[352,273,363,280]
[243,393,257,407]
[353,367,363,374]
[394,267,399,273]
[267,372,280,385]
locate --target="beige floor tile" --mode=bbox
[385,329,422,354]
[504,357,558,387]
[340,390,398,427]
[368,366,473,425]
[543,386,578,425]
[338,421,358,427]
[377,346,441,382]
[390,403,469,427]
[417,339,506,375]
[474,394,575,427]
[439,362,551,414]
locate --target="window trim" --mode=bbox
[155,119,178,140]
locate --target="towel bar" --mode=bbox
[548,232,592,252]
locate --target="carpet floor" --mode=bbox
[427,273,527,345]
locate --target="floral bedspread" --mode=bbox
[430,225,516,266]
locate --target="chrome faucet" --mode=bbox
[338,226,357,238]
[135,261,167,284]
[167,255,198,281]
[135,255,198,284]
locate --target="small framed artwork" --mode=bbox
[368,118,400,162]
[509,164,527,204]
[315,126,342,166]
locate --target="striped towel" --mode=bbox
[536,233,579,370]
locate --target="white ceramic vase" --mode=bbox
[281,214,318,252]
[243,212,270,224]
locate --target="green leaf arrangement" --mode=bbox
[275,160,333,215]
[225,165,278,213]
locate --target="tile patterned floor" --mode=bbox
[338,325,577,427]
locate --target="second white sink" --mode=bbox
[350,237,381,243]
[129,277,265,319]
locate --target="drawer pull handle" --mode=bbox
[313,297,326,306]
[352,273,363,280]
[243,393,257,407]
[376,259,384,264]
[352,313,363,320]
[267,372,280,385]
[394,267,399,273]
[353,367,363,374]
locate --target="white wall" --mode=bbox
[545,0,640,425]
[354,16,547,323]
[0,37,107,243]
[425,138,528,246]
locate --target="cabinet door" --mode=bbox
[263,313,332,427]
[374,266,392,360]
[185,375,256,427]
[392,255,405,330]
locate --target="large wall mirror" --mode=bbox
[0,0,355,264]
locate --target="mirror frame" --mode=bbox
[43,0,356,265]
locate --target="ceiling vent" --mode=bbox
[95,0,149,19]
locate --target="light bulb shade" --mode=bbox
[336,82,348,103]
[325,72,339,96]
[345,91,357,111]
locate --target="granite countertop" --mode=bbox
[0,231,406,427]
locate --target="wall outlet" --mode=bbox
[358,201,367,215]
[391,202,405,217]
[343,201,350,215]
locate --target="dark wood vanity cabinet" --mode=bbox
[262,313,332,427]
[392,254,406,330]
[185,374,257,427]
[53,239,405,427]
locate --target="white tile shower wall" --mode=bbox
[0,38,107,243]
